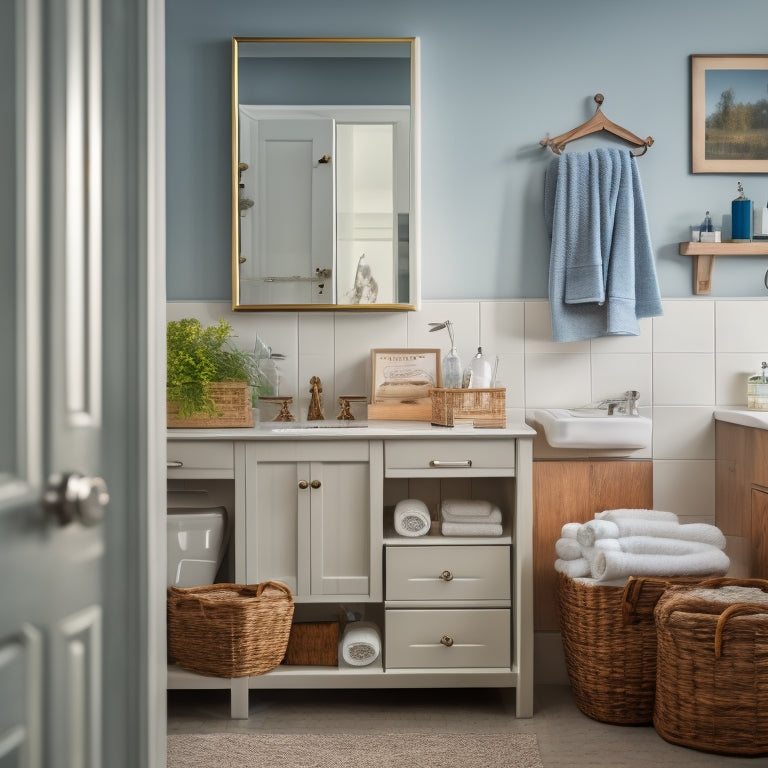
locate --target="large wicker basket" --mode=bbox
[653,577,768,755]
[557,573,701,724]
[167,381,253,428]
[167,581,294,677]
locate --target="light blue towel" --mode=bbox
[544,148,663,343]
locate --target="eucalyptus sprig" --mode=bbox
[167,318,258,417]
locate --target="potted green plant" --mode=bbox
[167,318,257,427]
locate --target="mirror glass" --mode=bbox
[232,37,419,311]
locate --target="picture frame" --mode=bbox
[368,348,442,420]
[691,54,768,173]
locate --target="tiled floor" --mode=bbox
[167,685,757,767]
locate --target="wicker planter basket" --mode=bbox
[653,577,768,755]
[557,573,702,724]
[167,381,253,428]
[167,581,294,677]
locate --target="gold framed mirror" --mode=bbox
[232,37,420,311]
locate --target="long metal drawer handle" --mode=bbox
[440,635,454,647]
[166,460,183,468]
[428,460,472,468]
[440,570,453,581]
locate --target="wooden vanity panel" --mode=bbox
[752,427,768,489]
[715,421,751,536]
[751,488,768,579]
[533,460,653,631]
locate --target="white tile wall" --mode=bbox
[166,296,768,516]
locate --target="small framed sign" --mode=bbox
[368,348,441,420]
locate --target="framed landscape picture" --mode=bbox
[691,54,768,173]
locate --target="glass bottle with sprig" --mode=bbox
[428,320,462,388]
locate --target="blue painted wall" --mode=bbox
[166,0,768,300]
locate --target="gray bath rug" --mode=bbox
[167,731,544,768]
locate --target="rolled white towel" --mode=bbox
[612,519,726,550]
[576,519,620,547]
[394,499,431,537]
[555,537,583,561]
[616,536,718,556]
[591,547,730,582]
[440,499,496,517]
[555,557,592,578]
[441,521,503,537]
[596,508,679,524]
[561,522,581,540]
[341,621,381,667]
[442,505,502,524]
[580,538,622,563]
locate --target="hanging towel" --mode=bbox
[543,148,663,343]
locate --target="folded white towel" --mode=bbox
[596,508,679,524]
[576,519,620,547]
[440,499,497,518]
[341,621,381,667]
[591,547,730,582]
[442,505,502,524]
[441,521,503,537]
[394,499,431,537]
[555,557,591,578]
[615,536,718,556]
[612,520,726,549]
[555,537,583,560]
[561,522,581,540]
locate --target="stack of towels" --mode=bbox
[554,508,730,584]
[440,499,503,537]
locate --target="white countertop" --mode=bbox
[167,419,537,440]
[714,407,768,430]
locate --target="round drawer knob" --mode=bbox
[298,480,309,489]
[440,635,454,647]
[310,479,321,489]
[440,570,453,582]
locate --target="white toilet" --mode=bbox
[166,507,229,587]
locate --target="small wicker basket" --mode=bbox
[653,577,768,755]
[167,381,253,428]
[167,581,294,677]
[557,573,702,724]
[429,387,506,428]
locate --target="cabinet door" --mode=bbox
[309,460,370,596]
[751,487,768,579]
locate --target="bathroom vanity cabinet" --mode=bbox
[715,415,768,579]
[166,421,535,718]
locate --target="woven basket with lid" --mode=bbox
[653,577,768,755]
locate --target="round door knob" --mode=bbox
[440,635,454,647]
[298,480,309,490]
[310,479,321,489]
[45,472,109,527]
[440,570,453,581]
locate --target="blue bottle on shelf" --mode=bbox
[731,181,753,242]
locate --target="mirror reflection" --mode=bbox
[232,38,419,310]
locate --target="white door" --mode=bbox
[0,1,164,766]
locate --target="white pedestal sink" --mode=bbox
[532,408,652,450]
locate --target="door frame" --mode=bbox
[101,0,166,765]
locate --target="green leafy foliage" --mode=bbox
[167,318,257,417]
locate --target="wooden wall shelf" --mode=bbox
[679,241,768,295]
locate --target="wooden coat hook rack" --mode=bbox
[540,94,654,156]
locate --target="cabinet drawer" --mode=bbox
[385,608,510,669]
[167,441,234,477]
[386,545,510,601]
[385,439,514,476]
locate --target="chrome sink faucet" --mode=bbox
[598,390,640,416]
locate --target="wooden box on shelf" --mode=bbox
[282,621,340,666]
